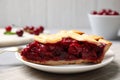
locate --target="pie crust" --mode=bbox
[34,30,110,45]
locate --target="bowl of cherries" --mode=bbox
[88,9,120,40]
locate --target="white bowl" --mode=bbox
[88,14,120,40]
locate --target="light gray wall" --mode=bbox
[0,0,120,29]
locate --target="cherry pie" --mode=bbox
[20,30,112,65]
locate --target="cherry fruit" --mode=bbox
[91,9,120,16]
[34,28,41,35]
[5,26,12,32]
[38,26,44,33]
[16,29,24,37]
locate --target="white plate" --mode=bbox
[15,50,114,74]
[0,28,49,47]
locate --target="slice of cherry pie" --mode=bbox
[20,30,112,65]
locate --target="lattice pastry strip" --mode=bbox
[34,30,110,45]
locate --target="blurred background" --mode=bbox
[0,0,120,29]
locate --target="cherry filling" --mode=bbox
[21,37,105,62]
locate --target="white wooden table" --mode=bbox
[0,29,120,80]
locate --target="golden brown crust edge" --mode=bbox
[22,57,103,65]
[34,30,112,46]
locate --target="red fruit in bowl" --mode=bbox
[16,29,24,37]
[91,11,97,15]
[98,9,107,15]
[101,9,106,13]
[108,9,112,13]
[91,9,120,16]
[98,12,103,15]
[5,26,12,32]
[113,11,119,15]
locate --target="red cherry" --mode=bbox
[34,28,40,35]
[91,9,119,16]
[112,11,119,15]
[98,9,107,15]
[38,26,44,33]
[16,29,24,37]
[29,26,35,31]
[91,11,97,15]
[98,12,104,15]
[108,9,112,13]
[68,42,82,55]
[105,12,110,15]
[101,9,106,13]
[5,26,12,32]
